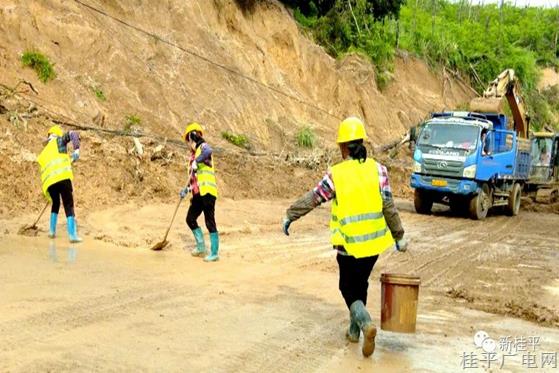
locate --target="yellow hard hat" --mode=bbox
[47,125,63,137]
[336,117,367,144]
[183,122,203,141]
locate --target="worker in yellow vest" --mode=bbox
[37,125,82,243]
[180,122,219,262]
[282,117,407,357]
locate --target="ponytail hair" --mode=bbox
[347,140,367,163]
[188,131,205,147]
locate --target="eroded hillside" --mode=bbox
[0,0,472,215]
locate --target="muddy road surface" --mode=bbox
[1,199,558,372]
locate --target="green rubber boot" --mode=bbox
[346,312,360,343]
[350,300,377,357]
[204,232,219,262]
[191,228,207,257]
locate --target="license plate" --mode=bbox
[432,179,447,187]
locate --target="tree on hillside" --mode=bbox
[282,0,405,20]
[369,0,406,20]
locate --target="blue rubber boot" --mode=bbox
[67,216,83,243]
[191,227,207,257]
[48,213,58,238]
[204,232,219,262]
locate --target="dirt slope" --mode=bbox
[0,0,471,146]
[538,67,559,90]
[0,0,471,216]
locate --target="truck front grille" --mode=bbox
[423,159,464,178]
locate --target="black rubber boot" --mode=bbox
[346,313,360,343]
[349,300,377,357]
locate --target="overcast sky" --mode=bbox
[467,0,559,7]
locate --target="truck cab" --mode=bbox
[525,132,559,202]
[410,112,530,219]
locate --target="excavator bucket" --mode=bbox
[469,97,504,114]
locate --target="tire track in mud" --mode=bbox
[384,214,521,289]
[390,212,559,326]
[0,282,200,356]
[422,216,522,288]
[227,232,331,266]
[217,307,343,373]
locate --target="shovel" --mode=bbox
[18,201,50,235]
[150,196,184,251]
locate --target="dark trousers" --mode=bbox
[337,253,379,309]
[186,194,217,233]
[47,179,75,217]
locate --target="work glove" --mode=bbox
[179,186,191,199]
[282,217,292,236]
[395,237,408,252]
[191,160,198,172]
[71,149,80,163]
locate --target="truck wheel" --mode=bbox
[469,184,491,220]
[414,189,433,215]
[506,183,522,216]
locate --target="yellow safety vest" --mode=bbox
[330,158,394,258]
[190,145,218,198]
[37,138,73,201]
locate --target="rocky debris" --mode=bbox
[131,137,144,157]
[150,144,174,164]
[284,148,336,171]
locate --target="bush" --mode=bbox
[124,115,141,133]
[294,7,318,28]
[21,51,56,83]
[296,126,316,148]
[222,131,250,149]
[526,90,557,131]
[92,86,106,101]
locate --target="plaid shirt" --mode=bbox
[49,131,80,153]
[313,162,392,204]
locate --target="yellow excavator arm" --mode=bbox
[469,69,529,138]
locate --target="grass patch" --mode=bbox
[21,51,56,83]
[92,86,106,101]
[124,114,141,133]
[296,126,316,148]
[222,131,249,149]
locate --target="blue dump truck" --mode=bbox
[410,111,531,219]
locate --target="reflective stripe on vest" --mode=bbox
[330,158,394,258]
[192,145,218,198]
[37,139,73,201]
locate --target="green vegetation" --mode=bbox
[397,2,558,90]
[21,51,56,83]
[222,131,250,149]
[124,114,141,133]
[282,0,405,88]
[92,86,106,101]
[527,86,559,131]
[283,0,559,129]
[296,126,316,148]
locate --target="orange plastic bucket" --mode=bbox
[380,273,421,333]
